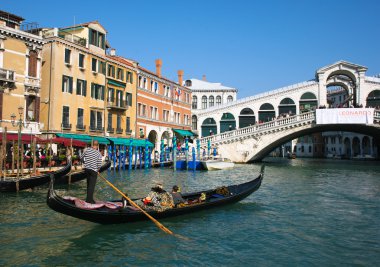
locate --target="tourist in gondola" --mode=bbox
[142,183,174,211]
[171,185,186,207]
[80,140,102,204]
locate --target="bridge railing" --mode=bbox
[200,111,316,146]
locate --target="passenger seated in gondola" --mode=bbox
[142,183,174,211]
[171,185,187,207]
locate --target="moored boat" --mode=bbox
[46,165,265,224]
[0,162,71,192]
[201,158,235,170]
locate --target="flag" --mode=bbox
[175,87,181,96]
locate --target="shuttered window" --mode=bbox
[28,50,38,77]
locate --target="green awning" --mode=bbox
[107,137,153,147]
[55,134,110,144]
[173,129,195,137]
[107,79,126,88]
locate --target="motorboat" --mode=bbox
[201,157,235,170]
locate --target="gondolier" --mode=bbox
[80,140,102,204]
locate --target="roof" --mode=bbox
[0,10,24,23]
[185,79,237,91]
[108,55,135,67]
[60,20,107,33]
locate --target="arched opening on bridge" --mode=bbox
[201,118,217,137]
[239,108,255,128]
[258,103,275,122]
[362,136,371,155]
[352,137,361,157]
[148,130,158,152]
[220,113,236,133]
[343,137,351,158]
[366,89,380,108]
[192,115,197,130]
[299,92,318,113]
[326,84,349,108]
[278,97,296,116]
[326,72,357,107]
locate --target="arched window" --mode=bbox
[227,95,233,103]
[28,50,38,77]
[192,96,198,109]
[192,115,197,130]
[209,96,214,107]
[202,96,207,109]
[216,96,222,105]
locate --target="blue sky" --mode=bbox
[3,0,380,98]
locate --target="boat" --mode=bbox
[201,158,235,170]
[55,160,111,185]
[0,162,71,192]
[46,165,265,224]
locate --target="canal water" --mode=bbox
[1,158,379,266]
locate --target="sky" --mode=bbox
[3,0,380,99]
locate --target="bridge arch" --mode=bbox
[366,89,380,108]
[220,112,236,133]
[201,118,217,137]
[258,103,275,122]
[299,92,317,113]
[239,108,255,128]
[279,97,296,116]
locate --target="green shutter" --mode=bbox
[62,76,65,92]
[84,80,87,97]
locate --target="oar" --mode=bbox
[98,173,184,238]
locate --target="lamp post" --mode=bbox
[11,106,29,178]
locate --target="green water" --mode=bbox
[1,158,379,266]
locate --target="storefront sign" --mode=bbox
[316,108,374,124]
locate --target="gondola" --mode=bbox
[55,160,111,185]
[0,162,71,192]
[46,165,265,224]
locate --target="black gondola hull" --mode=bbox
[47,166,264,224]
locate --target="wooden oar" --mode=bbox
[98,173,182,238]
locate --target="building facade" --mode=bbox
[136,59,192,151]
[0,10,44,135]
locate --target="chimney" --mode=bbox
[155,59,162,78]
[110,48,116,56]
[202,74,207,81]
[177,70,184,85]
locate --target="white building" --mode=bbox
[184,76,238,134]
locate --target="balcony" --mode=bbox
[116,128,123,134]
[125,130,132,135]
[106,100,128,111]
[0,68,16,90]
[107,127,115,134]
[89,125,104,133]
[61,123,72,130]
[76,124,86,131]
[24,76,41,93]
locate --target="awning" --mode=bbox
[173,129,195,137]
[107,137,154,147]
[107,79,126,88]
[55,134,110,145]
[0,133,43,144]
[39,137,87,147]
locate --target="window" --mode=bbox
[77,108,84,128]
[107,113,113,132]
[28,50,37,77]
[127,72,133,83]
[116,90,123,107]
[192,96,198,109]
[108,88,115,103]
[117,114,121,131]
[183,115,189,125]
[164,85,171,97]
[174,112,181,124]
[64,49,71,64]
[62,106,70,127]
[76,79,87,96]
[150,106,158,120]
[89,29,105,49]
[92,58,97,72]
[192,115,197,130]
[202,96,207,109]
[209,96,214,107]
[96,111,103,130]
[227,95,233,103]
[108,65,115,77]
[117,68,124,80]
[126,92,132,106]
[163,110,169,122]
[99,61,106,74]
[26,95,37,121]
[126,117,131,132]
[62,75,73,93]
[138,103,147,117]
[216,96,222,105]
[79,54,85,68]
[153,82,158,94]
[91,83,105,100]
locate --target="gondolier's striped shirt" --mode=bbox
[80,147,102,172]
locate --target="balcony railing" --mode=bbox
[126,130,132,135]
[61,123,72,130]
[89,125,104,133]
[106,100,128,110]
[24,77,41,92]
[0,68,16,90]
[76,124,86,131]
[107,127,115,134]
[116,128,123,134]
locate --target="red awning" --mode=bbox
[39,137,87,147]
[0,134,43,144]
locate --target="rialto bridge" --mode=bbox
[194,61,380,162]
